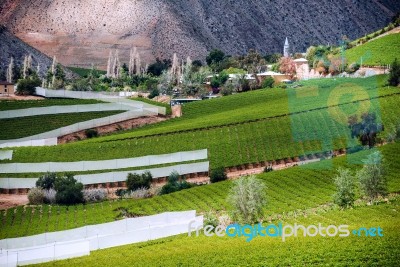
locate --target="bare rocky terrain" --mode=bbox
[1,0,400,69]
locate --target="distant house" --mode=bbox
[0,81,14,95]
[293,58,310,80]
[257,71,291,84]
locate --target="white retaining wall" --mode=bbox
[0,151,13,160]
[0,211,203,266]
[0,161,210,189]
[0,149,207,174]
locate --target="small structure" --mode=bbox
[257,71,292,84]
[283,37,290,57]
[0,81,14,95]
[293,58,310,80]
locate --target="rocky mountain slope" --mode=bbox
[0,27,74,79]
[1,0,399,69]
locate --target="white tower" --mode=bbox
[283,37,290,57]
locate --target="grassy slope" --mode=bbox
[33,199,400,267]
[0,99,104,111]
[0,111,124,140]
[2,142,399,239]
[1,75,398,170]
[345,33,400,65]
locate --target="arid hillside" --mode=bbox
[1,0,399,69]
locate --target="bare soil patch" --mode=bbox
[58,115,168,144]
[0,94,44,100]
[0,194,29,210]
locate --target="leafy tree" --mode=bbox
[16,73,41,95]
[147,58,172,76]
[54,174,84,205]
[227,175,267,224]
[206,49,225,66]
[333,168,355,208]
[348,113,384,148]
[210,167,227,183]
[36,172,57,189]
[357,151,387,201]
[262,77,274,88]
[278,57,296,77]
[126,171,153,191]
[388,58,400,86]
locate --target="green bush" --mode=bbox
[16,76,41,95]
[333,168,355,208]
[85,129,99,138]
[227,175,267,224]
[160,171,192,195]
[210,167,227,183]
[54,174,84,205]
[36,172,57,189]
[357,151,387,201]
[28,187,45,205]
[262,77,275,88]
[126,171,153,191]
[388,58,400,86]
[148,88,159,99]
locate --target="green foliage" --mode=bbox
[126,171,153,191]
[357,151,387,201]
[85,128,99,139]
[160,171,191,195]
[16,75,41,95]
[348,112,384,148]
[346,62,360,73]
[345,33,400,66]
[333,168,355,208]
[28,187,45,204]
[36,172,57,189]
[68,67,106,77]
[54,174,84,205]
[262,77,274,88]
[210,167,227,183]
[147,58,172,76]
[206,49,225,66]
[148,88,159,99]
[388,58,400,86]
[227,175,266,224]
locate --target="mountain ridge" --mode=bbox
[1,0,399,69]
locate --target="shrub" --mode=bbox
[148,88,159,99]
[54,174,84,205]
[333,168,355,208]
[43,188,57,204]
[264,165,273,172]
[220,84,233,96]
[388,58,400,86]
[347,62,360,74]
[16,76,41,95]
[357,151,387,201]
[85,129,98,138]
[210,167,227,183]
[262,77,275,88]
[203,210,219,229]
[83,188,108,203]
[36,172,57,189]
[227,175,267,224]
[126,171,153,191]
[123,187,150,199]
[28,187,44,205]
[160,171,192,195]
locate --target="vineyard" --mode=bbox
[33,198,400,267]
[0,111,124,140]
[1,142,400,239]
[0,99,105,111]
[345,33,400,66]
[5,92,400,168]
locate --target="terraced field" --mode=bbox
[345,33,400,66]
[33,198,400,267]
[2,142,399,239]
[0,111,123,140]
